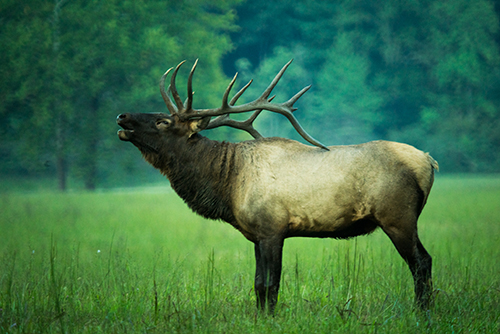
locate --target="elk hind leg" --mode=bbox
[382,224,432,310]
[254,237,284,313]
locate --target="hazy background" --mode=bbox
[2,0,500,191]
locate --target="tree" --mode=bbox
[1,0,241,190]
[227,0,500,171]
[387,0,500,171]
[310,32,384,145]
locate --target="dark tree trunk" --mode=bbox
[83,97,99,191]
[83,137,98,190]
[53,0,68,191]
[56,159,67,191]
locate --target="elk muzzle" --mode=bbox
[117,113,134,141]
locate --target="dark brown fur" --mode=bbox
[155,135,238,223]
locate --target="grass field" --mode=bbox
[1,175,500,333]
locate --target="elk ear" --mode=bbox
[187,117,210,137]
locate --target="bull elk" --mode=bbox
[117,59,438,312]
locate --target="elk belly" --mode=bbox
[285,203,379,239]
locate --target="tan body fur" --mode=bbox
[232,139,436,242]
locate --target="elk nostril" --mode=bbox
[117,113,128,120]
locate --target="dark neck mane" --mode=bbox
[144,135,238,224]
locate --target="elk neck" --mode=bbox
[148,134,238,224]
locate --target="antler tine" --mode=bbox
[257,90,329,150]
[229,79,253,106]
[286,85,312,111]
[170,60,186,112]
[222,72,239,108]
[282,112,329,150]
[160,67,178,115]
[258,59,293,101]
[186,59,198,112]
[206,110,264,139]
[206,94,275,139]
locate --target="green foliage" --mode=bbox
[2,0,500,190]
[310,32,385,144]
[231,46,314,142]
[230,0,500,172]
[0,0,241,189]
[1,176,500,332]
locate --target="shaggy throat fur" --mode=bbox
[154,136,237,224]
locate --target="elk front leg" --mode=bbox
[254,237,284,313]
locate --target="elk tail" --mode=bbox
[420,153,438,212]
[428,154,439,172]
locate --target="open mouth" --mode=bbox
[117,128,133,141]
[117,119,134,141]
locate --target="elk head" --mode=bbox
[117,59,328,153]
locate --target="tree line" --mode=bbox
[1,0,500,190]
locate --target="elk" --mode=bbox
[117,59,438,312]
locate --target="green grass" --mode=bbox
[1,175,500,333]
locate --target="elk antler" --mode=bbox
[160,59,329,150]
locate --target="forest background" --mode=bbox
[2,0,500,191]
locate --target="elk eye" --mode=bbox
[156,119,171,128]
